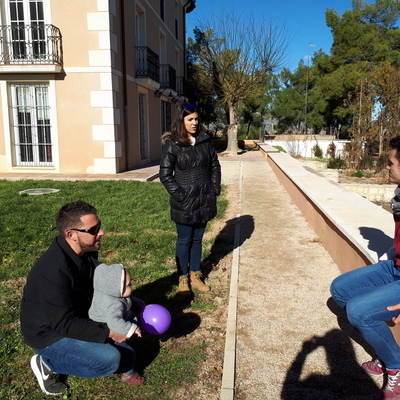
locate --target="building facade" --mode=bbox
[0,0,194,174]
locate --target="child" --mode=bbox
[89,263,145,385]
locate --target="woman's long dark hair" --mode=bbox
[168,104,202,146]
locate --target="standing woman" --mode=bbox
[160,103,221,292]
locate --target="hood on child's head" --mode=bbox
[93,263,125,298]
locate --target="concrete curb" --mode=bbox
[220,162,243,400]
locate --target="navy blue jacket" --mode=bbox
[20,236,109,349]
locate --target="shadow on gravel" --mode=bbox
[281,327,381,400]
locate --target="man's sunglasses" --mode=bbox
[71,222,102,235]
[182,103,198,110]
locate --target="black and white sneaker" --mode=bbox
[30,354,69,396]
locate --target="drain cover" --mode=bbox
[19,188,60,196]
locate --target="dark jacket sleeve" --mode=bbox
[20,238,109,348]
[159,140,186,202]
[209,142,221,196]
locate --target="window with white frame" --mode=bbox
[9,1,45,58]
[10,83,53,166]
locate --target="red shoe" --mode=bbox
[362,359,386,376]
[381,369,400,399]
[121,372,145,385]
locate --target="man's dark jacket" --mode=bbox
[20,236,109,349]
[159,131,221,225]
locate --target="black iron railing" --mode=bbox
[0,24,62,66]
[176,76,185,96]
[135,46,159,82]
[160,64,176,91]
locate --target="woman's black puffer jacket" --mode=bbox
[160,131,221,225]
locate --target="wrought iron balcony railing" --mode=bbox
[160,64,176,91]
[0,24,63,66]
[135,46,159,82]
[176,76,185,96]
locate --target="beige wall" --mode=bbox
[0,0,188,174]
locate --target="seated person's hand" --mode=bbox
[133,327,142,338]
[387,304,400,324]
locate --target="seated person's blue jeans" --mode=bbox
[330,260,400,370]
[35,337,135,377]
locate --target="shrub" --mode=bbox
[352,170,364,178]
[312,144,323,158]
[273,145,286,153]
[327,157,346,169]
[352,170,372,178]
[327,142,336,159]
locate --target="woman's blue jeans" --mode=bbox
[36,338,135,377]
[330,260,400,369]
[175,223,206,276]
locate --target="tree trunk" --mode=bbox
[225,104,239,154]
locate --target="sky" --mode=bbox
[186,0,356,71]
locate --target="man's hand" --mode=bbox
[387,304,400,324]
[108,330,129,343]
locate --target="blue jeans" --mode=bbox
[330,260,400,369]
[36,338,135,377]
[175,223,206,276]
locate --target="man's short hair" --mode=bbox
[56,201,97,235]
[389,136,400,160]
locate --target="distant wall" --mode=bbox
[264,136,350,159]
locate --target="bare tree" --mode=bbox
[188,13,289,154]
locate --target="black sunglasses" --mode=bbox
[71,222,102,235]
[182,103,198,110]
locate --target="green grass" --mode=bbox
[0,179,228,400]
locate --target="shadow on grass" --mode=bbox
[201,214,254,277]
[132,274,201,373]
[130,214,255,373]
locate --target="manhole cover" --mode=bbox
[19,188,60,196]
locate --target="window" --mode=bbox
[10,83,53,166]
[161,100,171,134]
[138,93,149,161]
[7,0,46,61]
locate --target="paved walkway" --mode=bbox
[1,152,384,399]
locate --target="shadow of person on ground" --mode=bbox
[130,215,255,372]
[359,226,393,261]
[327,297,376,357]
[281,329,381,400]
[131,273,201,373]
[201,214,254,277]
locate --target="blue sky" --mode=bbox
[186,0,357,71]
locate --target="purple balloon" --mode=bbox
[140,304,172,335]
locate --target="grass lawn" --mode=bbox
[0,179,228,400]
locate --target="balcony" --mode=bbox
[176,76,185,96]
[0,24,63,73]
[135,46,159,88]
[160,64,176,91]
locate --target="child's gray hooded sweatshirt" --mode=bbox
[89,263,138,338]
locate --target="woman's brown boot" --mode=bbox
[190,271,210,292]
[178,275,190,292]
